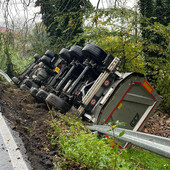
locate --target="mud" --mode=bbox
[0,82,53,170]
[0,81,169,169]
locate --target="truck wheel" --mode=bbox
[82,44,107,64]
[45,50,58,59]
[12,77,20,85]
[22,79,33,88]
[46,93,71,113]
[34,54,41,61]
[69,45,85,63]
[41,56,51,66]
[36,89,48,101]
[59,48,73,63]
[37,69,48,81]
[20,83,30,90]
[30,87,38,97]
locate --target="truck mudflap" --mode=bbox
[83,72,161,147]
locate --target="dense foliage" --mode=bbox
[74,7,145,73]
[0,32,34,77]
[0,32,14,77]
[139,0,170,110]
[35,0,92,48]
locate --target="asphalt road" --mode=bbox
[0,132,13,170]
[0,106,31,170]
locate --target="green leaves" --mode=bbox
[119,131,125,137]
[47,113,136,169]
[59,132,132,169]
[129,148,170,170]
[36,0,92,47]
[53,124,60,134]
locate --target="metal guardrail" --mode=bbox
[0,70,12,82]
[87,125,170,158]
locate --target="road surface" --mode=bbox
[0,106,31,170]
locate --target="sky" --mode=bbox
[0,0,136,28]
[0,0,40,28]
[90,0,136,9]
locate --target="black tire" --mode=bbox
[34,54,41,61]
[12,77,20,85]
[69,45,85,63]
[45,50,58,59]
[30,87,39,97]
[82,44,107,64]
[36,89,49,101]
[41,56,52,66]
[20,83,30,90]
[46,93,71,113]
[37,69,48,81]
[22,79,33,88]
[59,48,73,63]
[45,50,59,66]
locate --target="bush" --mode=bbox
[156,65,170,111]
[49,113,136,169]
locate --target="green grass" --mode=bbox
[128,148,170,170]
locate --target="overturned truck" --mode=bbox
[12,43,161,142]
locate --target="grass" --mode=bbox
[128,148,170,170]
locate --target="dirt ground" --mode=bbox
[0,82,53,170]
[0,81,169,170]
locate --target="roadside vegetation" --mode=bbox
[46,111,170,169]
[129,148,170,170]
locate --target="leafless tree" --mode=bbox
[0,0,40,56]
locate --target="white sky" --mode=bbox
[90,0,136,9]
[0,0,40,28]
[0,0,136,28]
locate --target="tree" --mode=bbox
[139,0,170,84]
[35,0,92,48]
[74,5,145,73]
[28,22,53,55]
[0,0,40,76]
[139,0,170,110]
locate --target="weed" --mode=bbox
[47,113,137,169]
[128,148,170,170]
[107,121,126,170]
